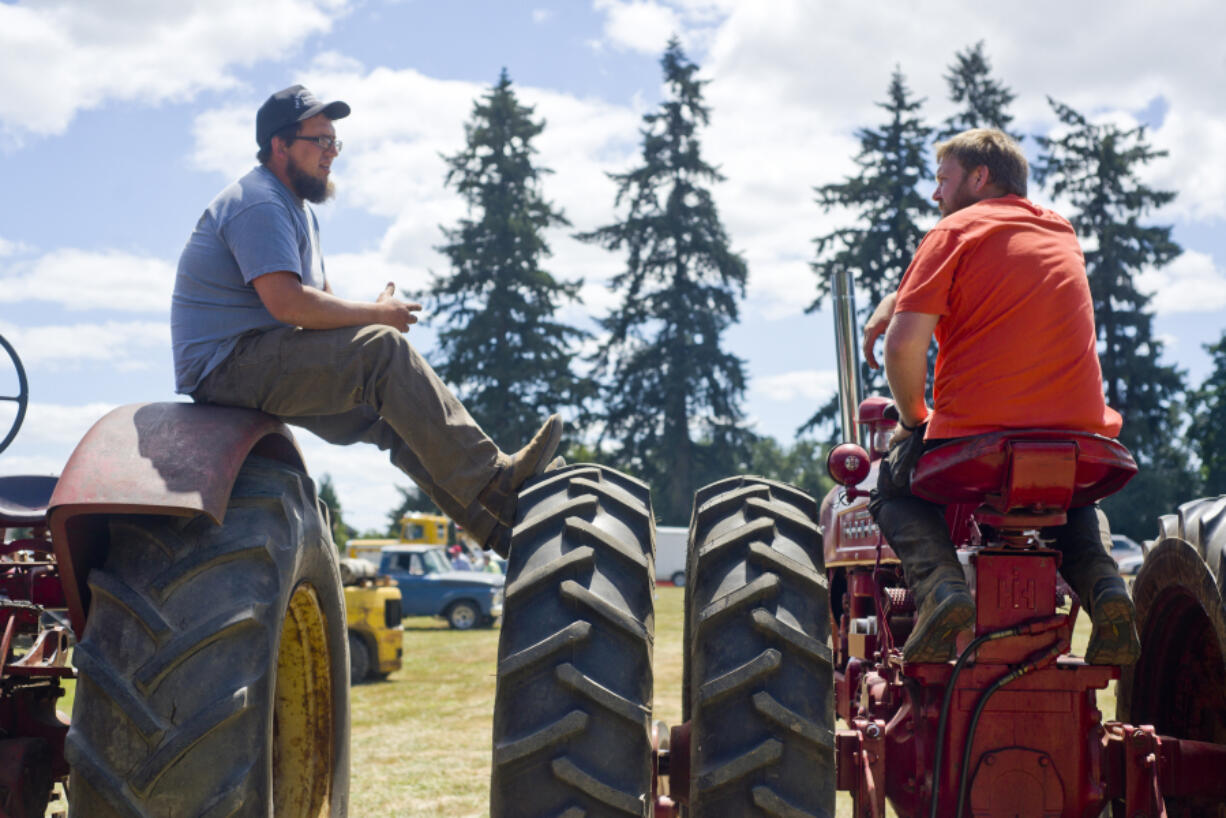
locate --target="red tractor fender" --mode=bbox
[48,402,307,636]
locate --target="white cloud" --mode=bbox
[0,236,32,257]
[1137,250,1226,315]
[0,320,169,371]
[594,0,683,54]
[753,369,838,403]
[532,8,553,23]
[0,0,351,141]
[0,248,173,313]
[1149,108,1226,223]
[10,401,119,447]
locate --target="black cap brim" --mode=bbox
[300,100,351,123]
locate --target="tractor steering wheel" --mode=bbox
[0,336,29,456]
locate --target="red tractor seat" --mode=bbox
[910,430,1136,527]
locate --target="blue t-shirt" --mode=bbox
[171,165,326,393]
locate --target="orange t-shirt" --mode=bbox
[894,195,1122,440]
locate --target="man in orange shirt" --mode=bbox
[863,128,1140,665]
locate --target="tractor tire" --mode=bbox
[490,464,655,818]
[1118,495,1226,817]
[684,476,835,817]
[349,632,372,684]
[65,455,350,817]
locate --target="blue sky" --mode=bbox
[2,0,1224,532]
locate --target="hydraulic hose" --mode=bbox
[953,640,1066,818]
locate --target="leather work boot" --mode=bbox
[872,495,975,662]
[1083,576,1141,665]
[1047,507,1140,665]
[478,414,564,526]
[903,576,976,663]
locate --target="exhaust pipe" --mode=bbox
[832,268,862,446]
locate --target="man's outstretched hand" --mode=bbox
[376,282,422,332]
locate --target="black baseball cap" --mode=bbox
[256,85,351,150]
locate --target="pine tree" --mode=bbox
[937,41,1022,142]
[431,69,595,449]
[1034,99,1194,536]
[1188,332,1226,495]
[578,38,753,525]
[806,67,934,433]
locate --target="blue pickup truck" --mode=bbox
[377,544,504,630]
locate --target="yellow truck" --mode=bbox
[339,558,404,683]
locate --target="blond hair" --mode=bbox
[935,128,1028,197]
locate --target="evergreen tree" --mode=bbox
[317,474,355,548]
[431,69,595,449]
[1188,332,1226,495]
[806,67,934,433]
[1034,99,1193,537]
[937,41,1022,142]
[578,38,754,525]
[741,436,834,502]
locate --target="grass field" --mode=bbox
[349,585,1106,817]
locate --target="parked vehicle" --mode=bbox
[656,525,687,586]
[378,544,503,629]
[1110,532,1145,576]
[346,512,453,566]
[338,558,403,683]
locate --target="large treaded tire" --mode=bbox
[490,464,655,818]
[685,476,835,817]
[66,456,350,817]
[1118,495,1226,818]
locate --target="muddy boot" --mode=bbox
[1083,576,1141,665]
[873,495,975,663]
[1049,506,1140,665]
[478,414,564,526]
[903,572,975,663]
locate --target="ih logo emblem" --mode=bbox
[1000,568,1036,610]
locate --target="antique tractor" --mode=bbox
[485,269,1226,817]
[0,336,349,816]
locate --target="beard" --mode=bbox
[286,154,335,204]
[938,178,978,217]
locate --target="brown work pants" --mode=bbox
[192,324,502,544]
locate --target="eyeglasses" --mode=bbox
[287,135,343,153]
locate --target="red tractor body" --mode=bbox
[821,408,1226,817]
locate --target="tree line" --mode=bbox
[323,39,1225,541]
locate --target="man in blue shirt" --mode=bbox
[171,85,561,556]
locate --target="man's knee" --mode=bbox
[347,324,418,370]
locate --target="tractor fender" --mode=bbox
[48,401,306,636]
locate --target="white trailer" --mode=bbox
[655,525,688,586]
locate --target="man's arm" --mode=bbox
[253,273,419,332]
[862,291,898,369]
[883,310,939,435]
